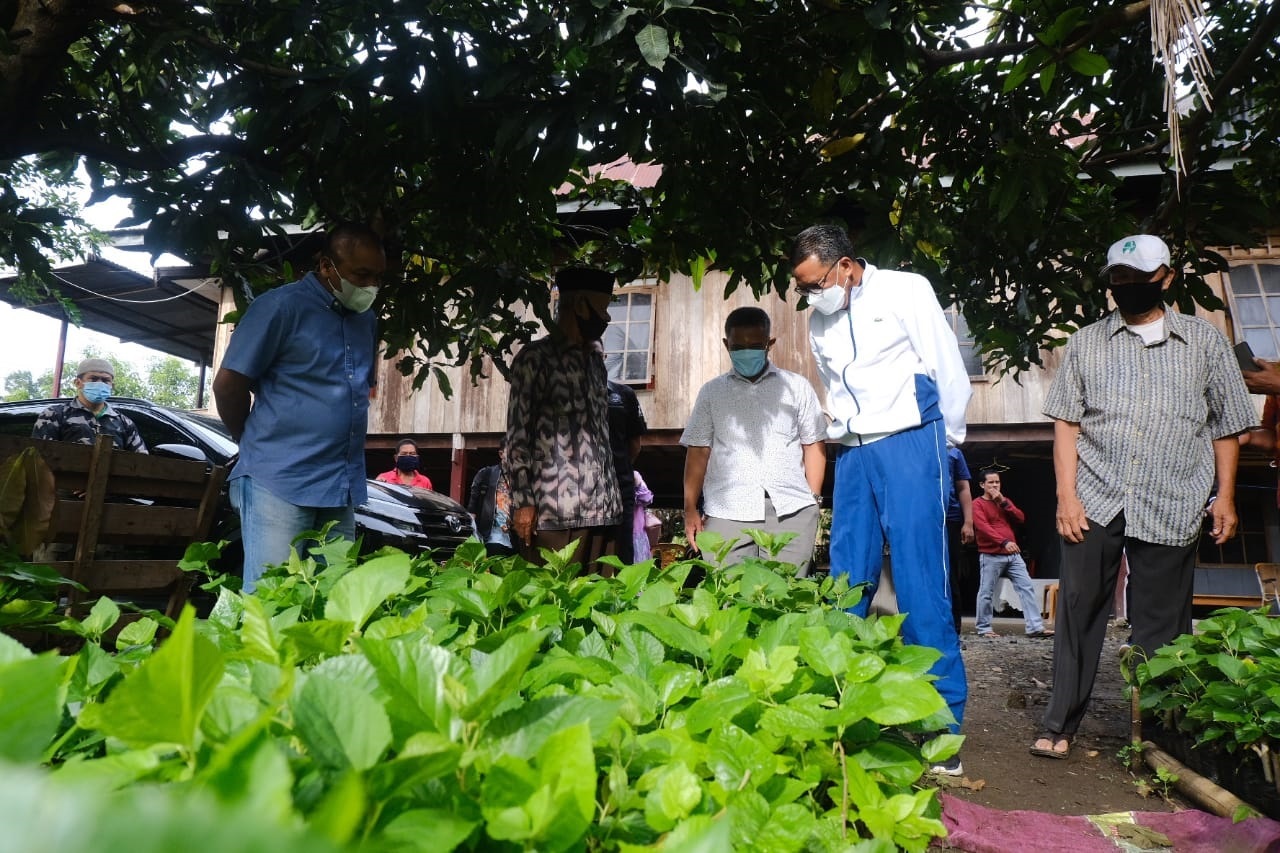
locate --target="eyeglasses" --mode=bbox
[794,259,839,296]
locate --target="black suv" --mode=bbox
[0,397,476,563]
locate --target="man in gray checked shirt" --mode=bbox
[1030,234,1255,761]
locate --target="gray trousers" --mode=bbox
[703,497,819,577]
[1042,511,1196,736]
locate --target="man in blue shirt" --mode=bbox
[212,223,385,591]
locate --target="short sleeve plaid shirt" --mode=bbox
[1043,310,1255,546]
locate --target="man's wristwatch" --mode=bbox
[812,492,824,507]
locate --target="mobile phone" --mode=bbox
[1235,342,1263,372]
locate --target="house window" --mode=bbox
[1226,263,1280,359]
[944,304,984,377]
[1198,495,1268,567]
[602,287,654,385]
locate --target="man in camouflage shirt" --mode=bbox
[31,357,147,453]
[505,267,621,570]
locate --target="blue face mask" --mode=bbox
[729,349,768,378]
[395,454,420,473]
[82,381,111,404]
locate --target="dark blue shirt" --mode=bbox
[946,446,971,523]
[223,273,377,507]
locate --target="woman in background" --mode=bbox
[376,438,433,489]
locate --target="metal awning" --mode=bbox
[0,255,219,366]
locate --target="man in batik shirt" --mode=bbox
[504,267,622,570]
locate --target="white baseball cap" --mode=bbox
[1100,234,1171,276]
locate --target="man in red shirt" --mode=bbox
[972,470,1053,638]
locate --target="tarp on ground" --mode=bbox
[941,793,1280,852]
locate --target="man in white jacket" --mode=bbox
[792,223,973,775]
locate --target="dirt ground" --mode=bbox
[932,615,1192,817]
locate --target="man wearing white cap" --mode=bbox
[31,357,147,453]
[1031,234,1253,760]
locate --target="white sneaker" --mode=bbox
[928,756,964,777]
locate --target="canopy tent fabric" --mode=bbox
[0,256,218,366]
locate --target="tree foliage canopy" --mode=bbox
[2,0,1278,379]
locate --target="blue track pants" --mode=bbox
[829,419,967,729]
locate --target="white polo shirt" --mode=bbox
[680,364,827,521]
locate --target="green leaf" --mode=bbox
[0,653,66,761]
[323,553,411,629]
[1212,652,1247,682]
[684,678,757,733]
[239,595,282,664]
[757,702,827,743]
[281,619,354,659]
[757,802,819,850]
[365,732,464,800]
[593,6,640,46]
[616,610,711,660]
[645,763,702,831]
[489,694,621,759]
[196,729,295,822]
[736,645,799,696]
[635,24,670,70]
[79,597,121,640]
[536,722,596,849]
[308,770,366,846]
[920,732,963,765]
[1065,49,1109,76]
[291,672,392,771]
[116,616,159,649]
[464,629,546,721]
[799,626,850,677]
[0,446,56,553]
[523,648,620,692]
[0,631,33,666]
[1039,62,1057,96]
[708,722,777,792]
[361,636,462,737]
[381,809,479,852]
[78,606,224,749]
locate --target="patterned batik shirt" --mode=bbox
[1042,309,1255,546]
[31,397,148,453]
[504,337,622,530]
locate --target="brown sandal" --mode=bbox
[1029,732,1071,759]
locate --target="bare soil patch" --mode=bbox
[934,616,1191,817]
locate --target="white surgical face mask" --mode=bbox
[808,281,848,315]
[330,271,378,313]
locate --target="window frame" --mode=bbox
[601,283,657,388]
[943,303,986,380]
[1224,262,1280,360]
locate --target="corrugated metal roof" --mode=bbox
[0,256,219,365]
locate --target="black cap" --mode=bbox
[554,267,615,294]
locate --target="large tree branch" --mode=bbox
[12,131,260,173]
[921,1,1151,70]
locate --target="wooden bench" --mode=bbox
[0,433,228,619]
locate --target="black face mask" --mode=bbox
[577,307,610,342]
[1109,280,1165,316]
[395,455,420,473]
